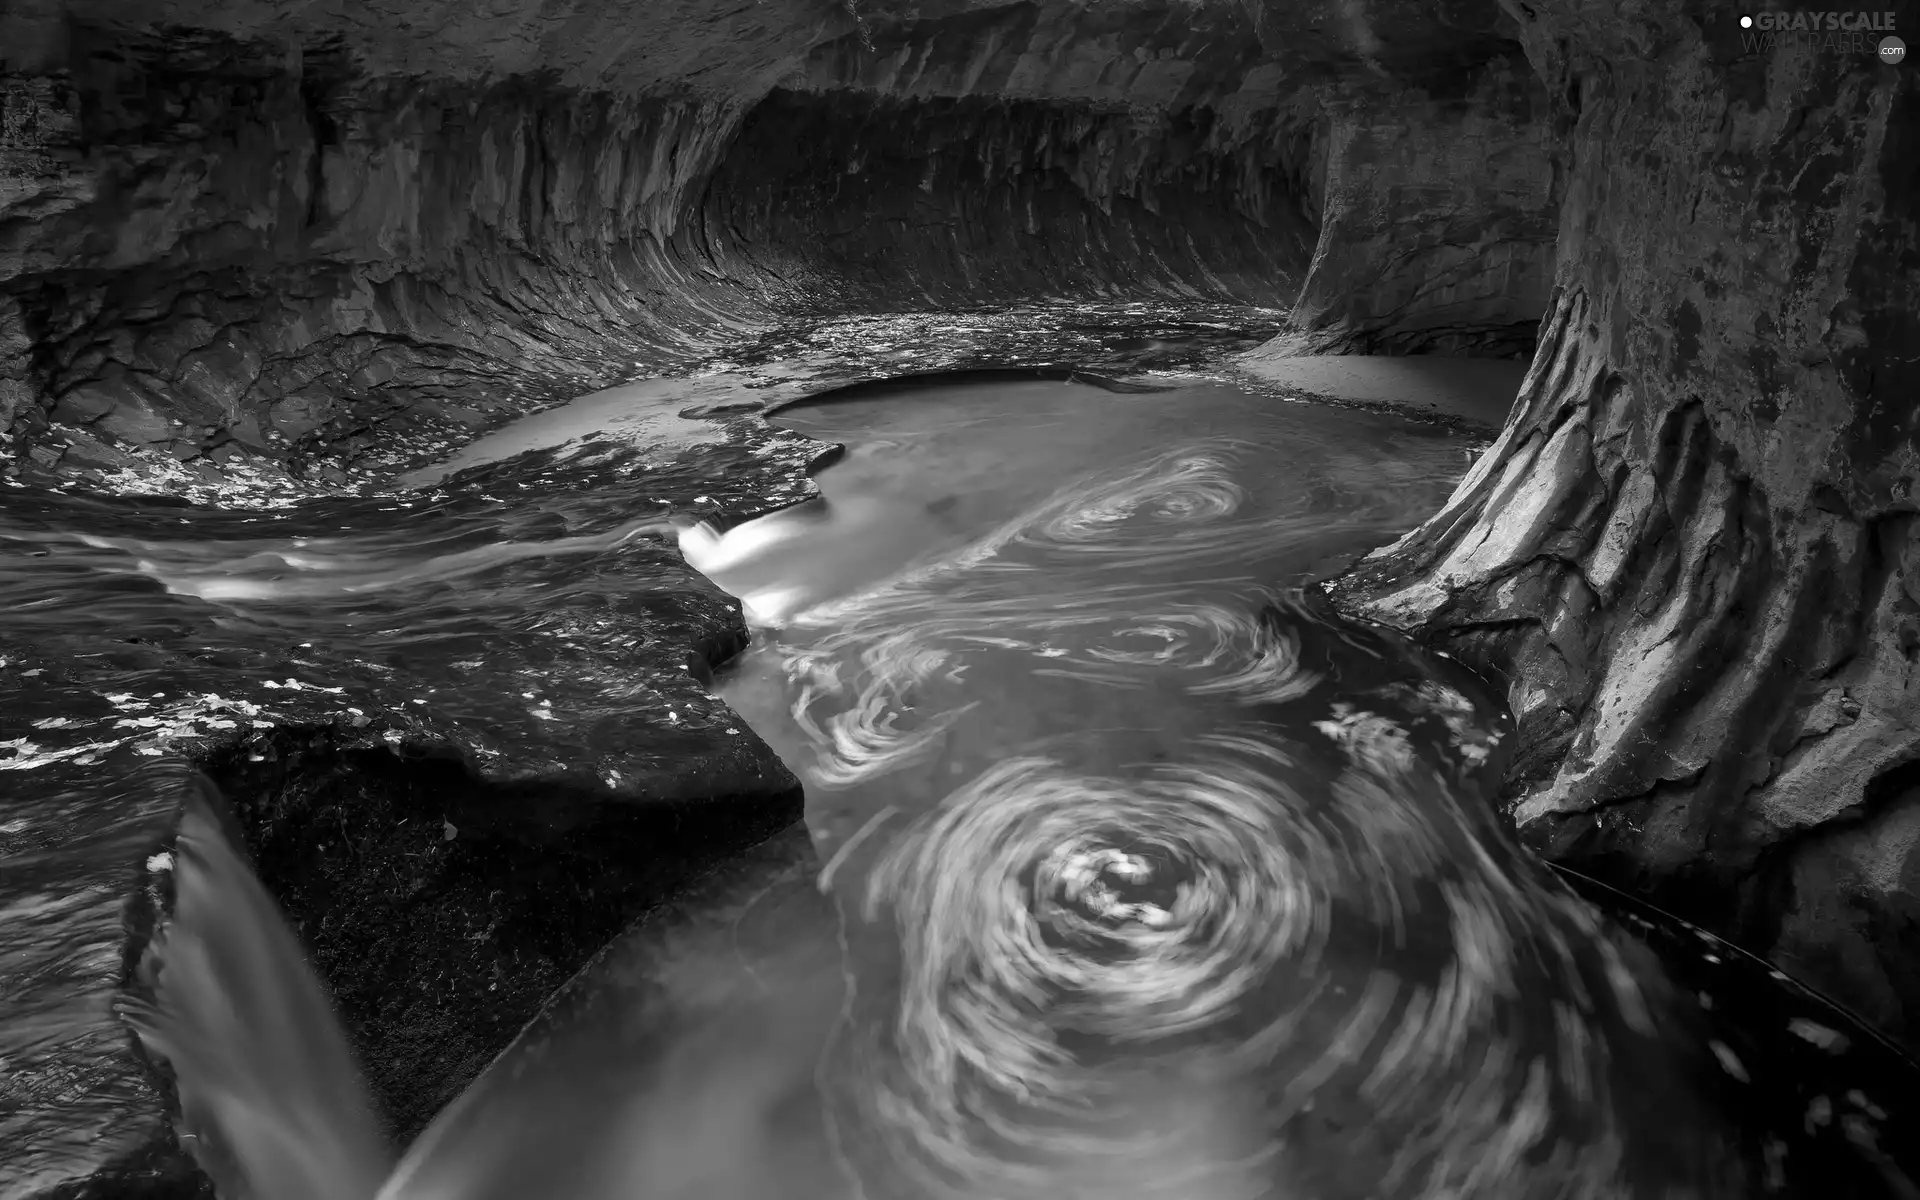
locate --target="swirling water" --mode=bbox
[704,379,1737,1200]
[20,372,1919,1200]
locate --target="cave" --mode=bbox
[1,0,1916,1197]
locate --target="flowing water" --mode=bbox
[7,362,1919,1200]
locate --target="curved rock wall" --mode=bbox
[8,0,1911,1115]
[1280,55,1560,358]
[6,0,1920,1190]
[0,0,1555,492]
[1,34,777,486]
[1334,0,1920,1046]
[1,8,1568,1196]
[702,90,1311,310]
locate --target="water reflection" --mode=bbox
[367,824,847,1200]
[709,379,1745,1198]
[17,372,1918,1200]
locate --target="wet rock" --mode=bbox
[46,384,117,427]
[702,89,1311,310]
[0,297,34,431]
[58,429,135,471]
[46,369,165,441]
[172,332,262,425]
[0,0,1910,1191]
[1330,0,1920,1050]
[0,414,828,1199]
[1764,788,1920,1046]
[195,727,803,1142]
[344,819,844,1200]
[0,379,33,434]
[225,412,267,451]
[0,758,214,1200]
[1276,56,1559,359]
[0,0,1552,488]
[131,320,221,379]
[88,399,175,447]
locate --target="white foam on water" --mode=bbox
[122,790,392,1200]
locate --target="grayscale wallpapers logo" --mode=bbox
[1735,9,1905,60]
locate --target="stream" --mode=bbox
[6,344,1918,1200]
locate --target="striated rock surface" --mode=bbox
[8,0,1918,1193]
[0,0,1554,497]
[1277,54,1560,359]
[1331,1,1920,1049]
[0,42,1549,1190]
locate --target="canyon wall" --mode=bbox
[6,0,1918,1187]
[0,0,1557,495]
[1335,0,1920,1047]
[4,0,1911,1159]
[1279,56,1560,359]
[0,5,1567,1198]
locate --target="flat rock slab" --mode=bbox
[1231,349,1528,430]
[0,416,819,1199]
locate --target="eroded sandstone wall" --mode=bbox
[1,9,1564,1196]
[702,90,1311,309]
[0,37,765,485]
[0,0,1557,494]
[1280,54,1561,358]
[1334,0,1920,1045]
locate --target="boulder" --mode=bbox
[49,372,174,444]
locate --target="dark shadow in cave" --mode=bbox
[191,731,803,1143]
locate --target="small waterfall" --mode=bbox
[84,369,1918,1200]
[123,780,392,1200]
[124,780,849,1200]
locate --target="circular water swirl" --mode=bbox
[771,433,1731,1199]
[842,752,1342,1199]
[821,741,1723,1200]
[772,441,1336,790]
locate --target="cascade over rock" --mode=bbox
[2,0,1916,1196]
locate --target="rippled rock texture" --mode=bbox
[2,4,1560,1178]
[0,0,1555,496]
[1333,3,1920,1050]
[5,0,1918,1195]
[0,421,819,1199]
[1276,55,1558,359]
